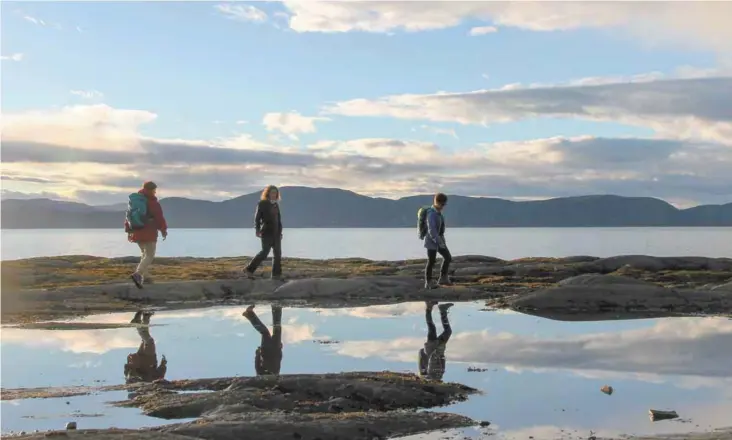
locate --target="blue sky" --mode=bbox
[1,1,731,206]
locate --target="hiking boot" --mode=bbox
[130,273,143,289]
[437,275,454,286]
[242,305,256,318]
[438,303,454,313]
[243,269,256,280]
[130,311,143,324]
[424,280,437,290]
[271,274,284,281]
[142,311,155,325]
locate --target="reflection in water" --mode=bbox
[123,311,167,384]
[418,302,454,381]
[243,305,283,376]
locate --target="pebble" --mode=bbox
[66,421,77,430]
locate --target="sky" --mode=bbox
[1,1,732,207]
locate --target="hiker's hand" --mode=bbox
[162,231,168,241]
[256,231,262,238]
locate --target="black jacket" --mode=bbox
[254,200,283,236]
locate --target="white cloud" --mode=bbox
[1,53,24,62]
[215,3,268,23]
[325,76,732,146]
[468,25,497,36]
[262,111,331,138]
[1,104,157,151]
[3,100,732,205]
[23,15,46,26]
[235,120,248,125]
[336,317,732,380]
[419,125,458,139]
[69,89,104,100]
[282,1,732,53]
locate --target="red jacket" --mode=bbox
[126,189,168,243]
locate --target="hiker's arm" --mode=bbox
[151,201,168,234]
[426,211,440,244]
[254,202,264,234]
[279,207,283,233]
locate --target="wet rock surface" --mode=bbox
[3,254,732,323]
[5,372,477,440]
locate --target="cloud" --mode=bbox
[23,15,46,26]
[3,102,732,205]
[336,317,732,380]
[282,1,732,53]
[418,125,458,139]
[316,303,427,319]
[1,53,24,62]
[262,111,331,138]
[70,89,104,100]
[325,76,732,146]
[215,3,267,23]
[468,26,497,36]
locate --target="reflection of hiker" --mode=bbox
[244,185,284,280]
[124,311,167,383]
[418,302,453,381]
[125,181,168,289]
[421,193,453,289]
[242,305,283,376]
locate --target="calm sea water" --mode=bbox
[1,227,731,260]
[2,303,730,437]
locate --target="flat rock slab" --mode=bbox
[509,274,732,321]
[7,372,478,440]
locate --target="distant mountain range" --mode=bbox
[2,187,731,229]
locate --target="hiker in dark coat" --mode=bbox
[424,192,453,289]
[244,185,283,280]
[242,304,283,376]
[418,302,453,381]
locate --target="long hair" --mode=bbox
[260,185,281,201]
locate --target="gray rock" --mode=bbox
[66,422,77,430]
[558,274,654,287]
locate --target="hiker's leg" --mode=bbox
[271,305,283,345]
[135,242,157,279]
[424,250,438,282]
[244,310,271,337]
[246,236,273,274]
[136,327,156,355]
[271,235,282,277]
[425,305,437,341]
[438,247,452,278]
[437,306,453,343]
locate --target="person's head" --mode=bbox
[142,181,158,197]
[433,193,448,211]
[261,185,280,202]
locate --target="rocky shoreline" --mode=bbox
[2,254,731,324]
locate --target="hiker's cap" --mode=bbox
[143,181,158,190]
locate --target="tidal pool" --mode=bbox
[2,302,730,438]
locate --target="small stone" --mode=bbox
[66,421,77,430]
[600,385,613,395]
[479,421,491,427]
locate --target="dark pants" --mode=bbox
[245,306,283,375]
[425,247,452,281]
[246,234,282,276]
[426,306,452,343]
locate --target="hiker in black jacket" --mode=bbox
[244,185,283,280]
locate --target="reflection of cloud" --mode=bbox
[1,328,138,354]
[316,302,427,319]
[336,318,732,382]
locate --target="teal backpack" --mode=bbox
[417,205,432,239]
[126,193,148,230]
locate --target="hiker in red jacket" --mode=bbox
[125,181,168,288]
